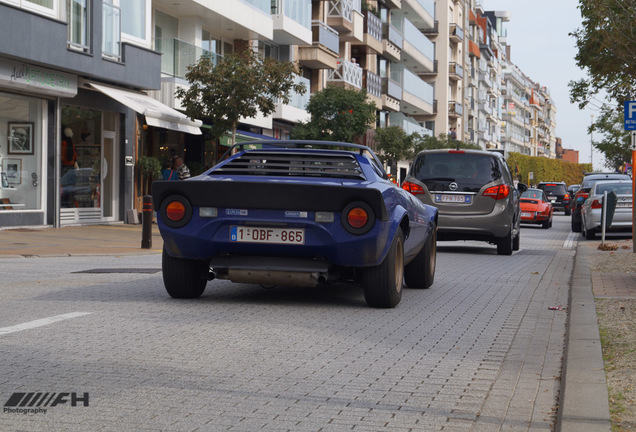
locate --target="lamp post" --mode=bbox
[590,114,594,168]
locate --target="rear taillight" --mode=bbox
[482,184,510,200]
[347,207,368,228]
[590,199,602,209]
[166,201,186,221]
[564,193,570,200]
[402,181,425,195]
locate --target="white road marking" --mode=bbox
[0,312,92,336]
[563,231,578,249]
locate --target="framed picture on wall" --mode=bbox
[7,122,34,155]
[3,158,21,185]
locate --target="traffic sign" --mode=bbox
[624,100,636,130]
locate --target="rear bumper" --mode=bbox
[437,202,513,241]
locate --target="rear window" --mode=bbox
[410,153,501,192]
[582,174,631,188]
[595,183,633,195]
[538,184,566,195]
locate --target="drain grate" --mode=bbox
[73,268,161,274]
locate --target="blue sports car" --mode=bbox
[152,141,438,308]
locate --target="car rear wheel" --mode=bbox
[363,230,404,308]
[162,247,208,298]
[404,226,436,289]
[497,229,514,255]
[542,218,550,229]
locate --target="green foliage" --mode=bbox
[569,0,636,107]
[590,105,633,171]
[176,49,306,145]
[506,152,592,186]
[290,85,377,142]
[137,156,162,180]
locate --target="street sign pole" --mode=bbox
[632,132,635,253]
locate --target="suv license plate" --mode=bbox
[230,226,305,244]
[435,194,471,204]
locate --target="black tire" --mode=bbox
[542,219,550,229]
[571,215,582,232]
[404,227,436,289]
[584,225,596,240]
[362,230,404,308]
[162,247,208,299]
[513,230,520,251]
[497,229,513,255]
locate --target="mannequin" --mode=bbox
[61,127,77,174]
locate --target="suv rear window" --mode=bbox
[538,184,566,195]
[410,153,501,193]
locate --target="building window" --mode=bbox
[120,0,146,40]
[102,1,121,59]
[68,0,89,51]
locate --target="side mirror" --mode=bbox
[517,183,528,193]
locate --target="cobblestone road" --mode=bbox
[0,216,575,431]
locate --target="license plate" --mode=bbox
[435,194,471,204]
[550,199,556,203]
[521,212,533,218]
[616,202,632,208]
[230,226,305,245]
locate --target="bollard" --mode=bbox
[141,195,153,249]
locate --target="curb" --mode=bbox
[557,243,611,431]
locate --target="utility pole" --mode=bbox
[590,114,594,169]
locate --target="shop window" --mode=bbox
[0,92,44,212]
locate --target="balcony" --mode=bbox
[398,66,434,115]
[354,10,383,54]
[274,74,311,123]
[382,24,403,62]
[327,0,361,33]
[399,17,435,73]
[381,77,402,112]
[156,38,219,80]
[400,0,435,30]
[479,72,492,88]
[389,112,433,136]
[449,23,464,43]
[449,62,463,81]
[468,39,480,58]
[272,0,312,45]
[449,101,463,118]
[327,59,363,89]
[298,21,340,69]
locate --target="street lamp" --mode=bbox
[590,114,594,168]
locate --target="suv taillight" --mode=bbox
[483,184,510,200]
[402,181,425,195]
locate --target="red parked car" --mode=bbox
[520,188,553,229]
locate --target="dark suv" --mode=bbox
[570,172,632,232]
[402,149,527,255]
[536,181,570,215]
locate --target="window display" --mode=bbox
[0,92,43,211]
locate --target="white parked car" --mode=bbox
[581,180,633,240]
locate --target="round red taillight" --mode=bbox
[166,201,186,221]
[347,207,368,228]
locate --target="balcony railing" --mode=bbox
[449,101,463,116]
[155,38,220,79]
[328,0,361,22]
[244,0,270,13]
[275,74,310,110]
[271,0,311,28]
[402,17,434,61]
[311,20,340,54]
[402,67,434,105]
[363,10,382,41]
[449,23,464,42]
[384,24,403,48]
[327,59,363,88]
[389,112,433,136]
[364,70,381,98]
[382,77,402,100]
[449,62,463,79]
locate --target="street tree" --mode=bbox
[290,85,377,142]
[590,105,633,171]
[374,126,415,176]
[176,49,306,145]
[569,0,636,108]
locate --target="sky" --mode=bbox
[484,0,606,170]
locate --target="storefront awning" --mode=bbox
[85,81,202,135]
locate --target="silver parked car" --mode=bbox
[402,149,527,255]
[581,180,633,240]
